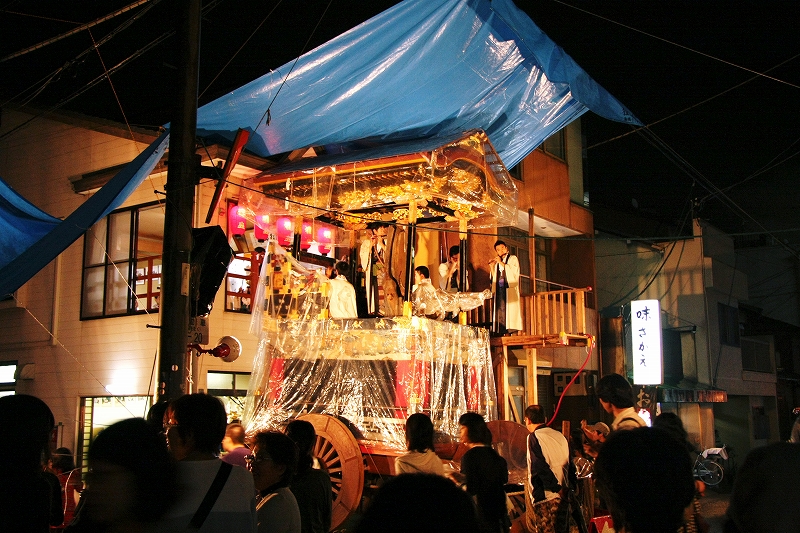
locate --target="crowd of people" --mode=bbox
[3,375,800,533]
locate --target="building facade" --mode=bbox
[596,219,781,460]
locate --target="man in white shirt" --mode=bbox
[327,261,358,319]
[438,245,468,292]
[523,405,575,533]
[596,373,647,431]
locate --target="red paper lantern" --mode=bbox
[300,222,313,251]
[254,214,270,241]
[228,205,247,236]
[276,217,293,247]
[317,226,333,255]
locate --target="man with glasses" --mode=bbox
[161,393,257,532]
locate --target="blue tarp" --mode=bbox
[0,133,169,297]
[195,0,639,168]
[0,179,60,271]
[1,0,640,297]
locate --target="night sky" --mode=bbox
[2,0,798,241]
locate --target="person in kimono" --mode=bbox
[489,240,521,334]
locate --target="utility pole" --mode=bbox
[157,0,201,402]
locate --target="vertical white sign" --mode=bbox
[631,299,663,385]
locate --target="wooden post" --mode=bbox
[403,201,418,304]
[526,208,538,409]
[292,215,303,257]
[157,0,201,402]
[458,217,468,324]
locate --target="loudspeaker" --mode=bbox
[190,226,234,317]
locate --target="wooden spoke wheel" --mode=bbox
[299,413,364,531]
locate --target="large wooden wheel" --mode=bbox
[299,413,364,531]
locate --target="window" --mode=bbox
[741,337,772,373]
[534,237,550,293]
[507,163,522,182]
[717,303,740,347]
[77,396,152,472]
[0,361,16,396]
[539,129,566,160]
[82,203,164,318]
[207,371,251,396]
[226,252,264,313]
[207,371,251,422]
[496,227,532,295]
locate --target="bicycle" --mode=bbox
[693,445,727,486]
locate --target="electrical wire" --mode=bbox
[588,52,800,151]
[199,0,285,100]
[0,0,157,63]
[2,0,164,108]
[546,0,800,91]
[547,337,594,426]
[256,0,334,131]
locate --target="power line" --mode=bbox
[588,53,800,151]
[0,0,157,63]
[547,0,800,91]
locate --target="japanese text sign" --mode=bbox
[631,299,663,385]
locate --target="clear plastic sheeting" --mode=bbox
[243,240,498,450]
[412,279,492,320]
[239,131,519,230]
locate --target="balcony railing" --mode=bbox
[467,287,596,342]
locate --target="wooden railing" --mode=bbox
[524,288,593,337]
[467,287,595,339]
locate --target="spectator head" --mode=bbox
[458,412,492,446]
[334,261,351,277]
[790,414,800,444]
[524,405,547,425]
[0,394,55,472]
[85,418,177,526]
[448,246,460,260]
[405,413,435,453]
[596,373,635,409]
[653,412,693,451]
[285,419,317,471]
[222,423,246,452]
[354,473,479,533]
[724,441,800,532]
[594,427,694,533]
[165,393,227,459]
[52,447,76,473]
[248,431,299,494]
[415,265,430,279]
[146,400,170,432]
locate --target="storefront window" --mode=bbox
[0,361,16,396]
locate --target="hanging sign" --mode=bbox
[631,299,663,385]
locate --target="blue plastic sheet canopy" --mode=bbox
[196,0,639,169]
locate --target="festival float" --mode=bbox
[237,130,532,527]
